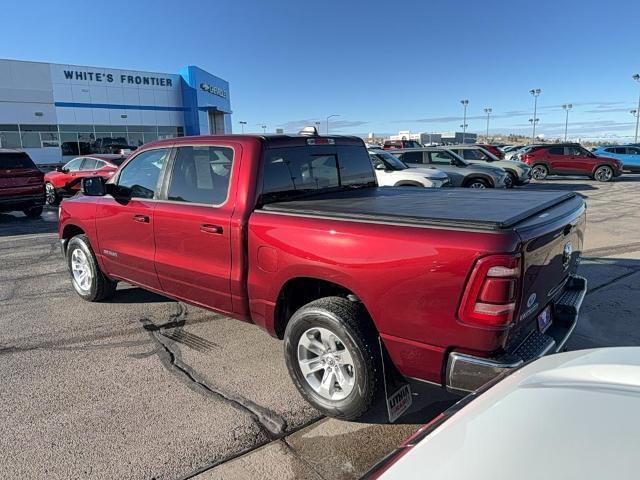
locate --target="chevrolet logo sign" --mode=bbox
[199,82,228,98]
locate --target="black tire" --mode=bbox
[284,296,382,420]
[593,165,614,182]
[66,234,117,302]
[465,178,489,189]
[504,172,516,189]
[45,182,60,206]
[531,164,548,180]
[23,206,43,218]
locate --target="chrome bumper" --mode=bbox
[446,275,587,394]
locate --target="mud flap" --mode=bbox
[379,337,412,423]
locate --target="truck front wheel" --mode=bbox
[283,296,382,420]
[66,234,117,302]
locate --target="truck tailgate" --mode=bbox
[505,194,586,354]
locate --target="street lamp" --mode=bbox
[238,120,247,134]
[256,124,267,133]
[483,108,492,140]
[326,114,340,135]
[562,104,572,141]
[632,74,640,143]
[314,121,321,133]
[460,100,469,143]
[529,89,541,141]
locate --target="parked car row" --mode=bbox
[373,145,530,189]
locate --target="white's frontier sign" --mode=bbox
[62,70,174,87]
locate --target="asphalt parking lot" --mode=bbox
[2,177,640,479]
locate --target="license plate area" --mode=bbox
[537,305,553,333]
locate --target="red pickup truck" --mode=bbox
[58,131,587,420]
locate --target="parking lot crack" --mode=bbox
[143,314,288,438]
[587,269,640,295]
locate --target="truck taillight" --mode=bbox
[458,254,521,328]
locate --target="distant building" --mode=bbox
[390,131,442,145]
[440,131,477,144]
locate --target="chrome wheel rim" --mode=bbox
[297,327,356,401]
[71,248,92,292]
[45,183,56,204]
[531,166,547,180]
[595,166,612,182]
[469,182,486,189]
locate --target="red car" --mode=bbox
[475,143,504,159]
[45,154,126,205]
[0,149,45,218]
[383,139,423,149]
[519,143,623,182]
[58,130,586,420]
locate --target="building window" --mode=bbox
[0,125,21,148]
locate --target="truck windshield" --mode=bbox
[260,145,376,204]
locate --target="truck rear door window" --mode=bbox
[167,146,234,205]
[261,145,375,202]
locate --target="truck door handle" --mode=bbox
[133,214,150,223]
[200,224,223,234]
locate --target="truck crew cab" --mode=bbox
[59,129,587,420]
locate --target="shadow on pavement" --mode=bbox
[0,210,59,236]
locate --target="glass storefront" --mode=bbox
[0,123,184,156]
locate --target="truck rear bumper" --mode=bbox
[445,274,587,394]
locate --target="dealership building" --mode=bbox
[0,59,232,164]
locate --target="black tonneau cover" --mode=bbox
[261,188,577,231]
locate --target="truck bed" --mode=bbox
[261,187,578,231]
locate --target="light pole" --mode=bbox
[314,121,321,133]
[326,114,340,135]
[460,100,469,143]
[529,118,539,138]
[562,104,572,141]
[632,110,639,142]
[238,120,247,134]
[257,124,267,133]
[633,74,640,143]
[529,89,541,142]
[484,108,492,141]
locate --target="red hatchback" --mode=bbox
[45,154,126,205]
[521,143,623,182]
[0,149,45,218]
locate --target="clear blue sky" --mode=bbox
[2,0,639,140]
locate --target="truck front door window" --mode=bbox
[117,148,169,199]
[167,146,234,205]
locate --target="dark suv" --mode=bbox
[518,143,623,182]
[0,150,45,217]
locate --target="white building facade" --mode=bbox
[0,59,232,163]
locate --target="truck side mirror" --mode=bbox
[374,163,386,170]
[81,176,107,196]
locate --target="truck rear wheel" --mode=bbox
[66,234,117,302]
[283,296,382,420]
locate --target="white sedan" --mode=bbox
[367,347,640,479]
[369,149,450,188]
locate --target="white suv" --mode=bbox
[369,149,450,188]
